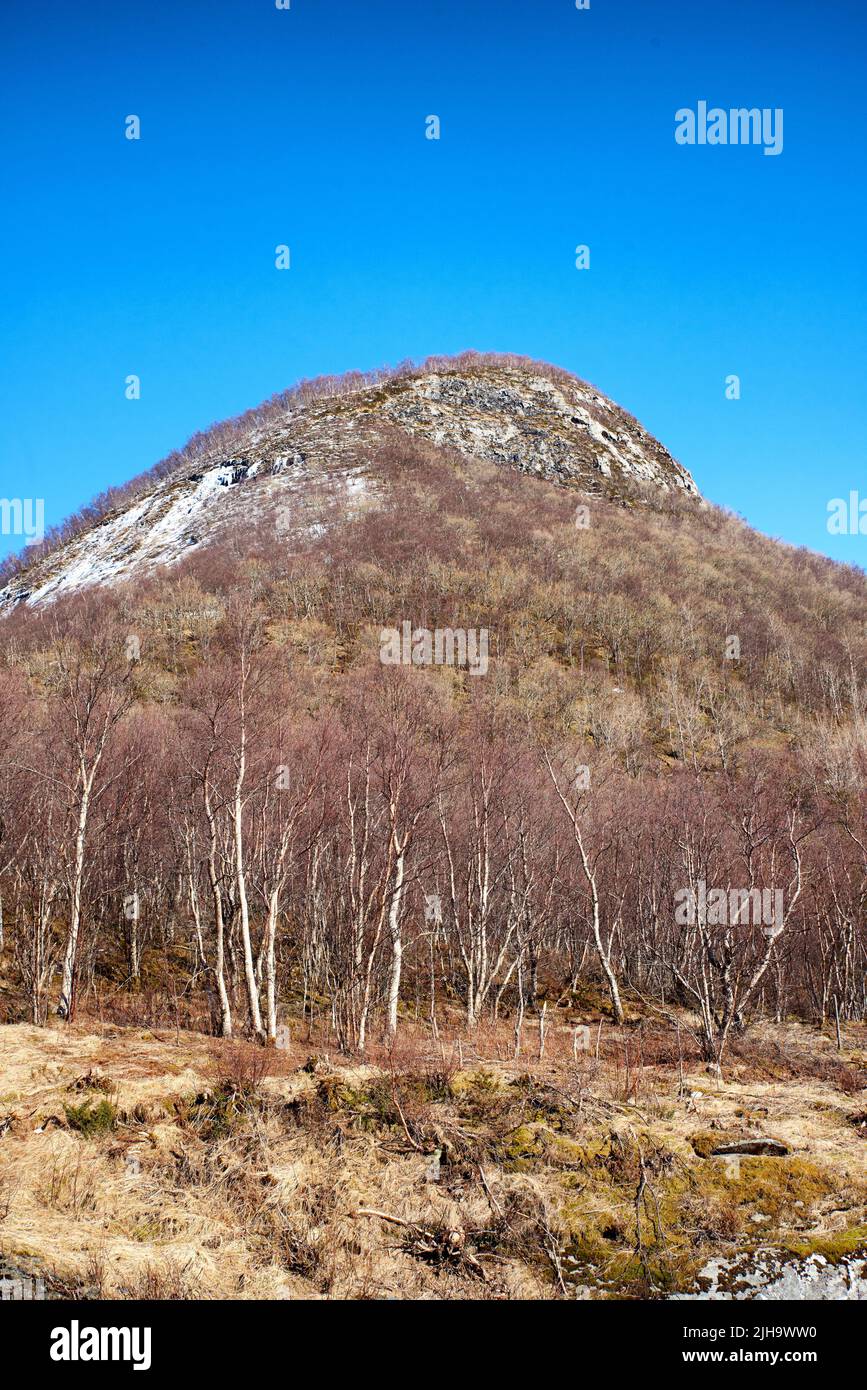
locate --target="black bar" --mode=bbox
[2,1296,857,1377]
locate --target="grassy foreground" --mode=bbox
[0,1015,865,1300]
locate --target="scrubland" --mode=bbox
[1,1008,864,1300]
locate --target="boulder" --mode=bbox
[710,1139,789,1157]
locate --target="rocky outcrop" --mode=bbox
[0,360,699,610]
[374,368,698,498]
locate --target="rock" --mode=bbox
[674,1249,867,1301]
[0,361,700,613]
[711,1139,789,1157]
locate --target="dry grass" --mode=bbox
[0,1016,865,1300]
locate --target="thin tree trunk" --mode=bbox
[385,845,406,1039]
[59,773,92,1020]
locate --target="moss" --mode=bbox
[554,1127,858,1300]
[781,1226,867,1263]
[63,1098,117,1137]
[504,1123,547,1165]
[689,1129,742,1158]
[174,1086,261,1141]
[692,1155,837,1220]
[549,1135,592,1167]
[310,1073,441,1136]
[448,1067,503,1098]
[315,1077,374,1113]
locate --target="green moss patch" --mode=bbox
[63,1098,117,1137]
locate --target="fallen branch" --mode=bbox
[352,1207,486,1278]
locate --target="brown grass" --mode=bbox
[0,1016,864,1300]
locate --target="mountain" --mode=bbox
[0,355,698,610]
[2,351,863,765]
[0,350,865,1114]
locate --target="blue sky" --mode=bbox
[2,0,866,563]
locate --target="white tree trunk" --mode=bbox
[385,847,406,1039]
[59,772,92,1020]
[234,782,264,1039]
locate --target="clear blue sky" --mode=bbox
[2,0,866,563]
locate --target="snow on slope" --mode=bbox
[0,362,699,611]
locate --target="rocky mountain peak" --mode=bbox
[0,355,699,610]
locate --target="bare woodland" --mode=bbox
[1,406,865,1073]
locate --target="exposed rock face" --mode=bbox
[710,1139,790,1157]
[673,1249,867,1301]
[0,360,699,610]
[373,368,698,498]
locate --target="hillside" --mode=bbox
[2,355,864,766]
[0,355,698,610]
[0,354,865,1302]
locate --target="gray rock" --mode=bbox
[711,1139,789,1157]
